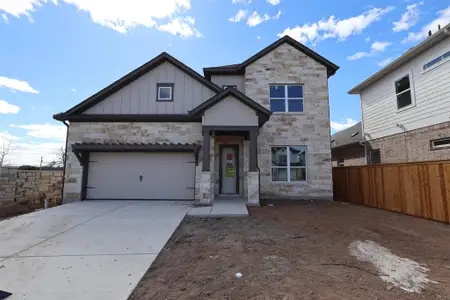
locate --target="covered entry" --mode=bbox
[71,143,200,200]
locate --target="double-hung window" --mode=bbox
[395,75,412,109]
[271,146,307,182]
[270,85,304,112]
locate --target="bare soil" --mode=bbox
[129,202,450,300]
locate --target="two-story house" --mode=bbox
[54,36,339,205]
[349,23,450,164]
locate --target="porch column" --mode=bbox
[199,129,213,205]
[249,128,258,172]
[202,129,211,171]
[248,128,259,205]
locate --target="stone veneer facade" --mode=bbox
[245,43,333,200]
[63,42,334,203]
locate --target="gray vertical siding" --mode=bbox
[202,96,258,126]
[83,62,216,114]
[210,75,245,92]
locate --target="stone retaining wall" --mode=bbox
[0,170,63,210]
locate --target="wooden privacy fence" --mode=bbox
[333,161,450,223]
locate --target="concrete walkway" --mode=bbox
[0,201,191,300]
[187,198,249,217]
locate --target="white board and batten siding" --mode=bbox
[84,62,216,115]
[360,36,450,140]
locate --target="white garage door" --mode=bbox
[86,152,195,200]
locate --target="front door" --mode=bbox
[220,146,238,194]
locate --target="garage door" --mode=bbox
[86,152,195,200]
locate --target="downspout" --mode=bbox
[59,120,69,204]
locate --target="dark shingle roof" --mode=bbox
[331,122,363,148]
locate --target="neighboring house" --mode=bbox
[349,23,450,164]
[331,122,365,166]
[54,36,339,205]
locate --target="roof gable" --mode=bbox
[204,35,339,79]
[189,88,271,117]
[55,52,222,119]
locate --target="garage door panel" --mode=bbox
[87,152,195,200]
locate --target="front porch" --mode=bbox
[197,127,260,206]
[188,87,272,206]
[188,196,249,217]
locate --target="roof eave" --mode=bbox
[348,24,450,95]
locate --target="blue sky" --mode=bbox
[0,0,449,166]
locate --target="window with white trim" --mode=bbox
[157,83,174,101]
[395,75,412,109]
[271,146,307,182]
[431,137,450,150]
[270,85,304,112]
[423,50,450,71]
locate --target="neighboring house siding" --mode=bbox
[210,75,245,92]
[367,121,450,164]
[202,96,258,126]
[245,43,332,200]
[361,36,450,140]
[83,62,216,115]
[63,122,202,202]
[331,145,366,166]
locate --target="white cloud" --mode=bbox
[0,131,20,141]
[9,123,66,141]
[404,6,450,42]
[70,88,76,92]
[232,0,252,4]
[267,0,280,5]
[273,9,282,20]
[347,41,391,60]
[7,141,65,167]
[0,0,201,38]
[247,11,270,26]
[393,1,423,32]
[158,16,202,38]
[0,100,20,114]
[1,13,8,23]
[347,52,371,60]
[378,57,393,67]
[331,118,358,132]
[278,6,394,44]
[257,35,262,40]
[246,10,281,27]
[0,0,56,20]
[0,76,39,94]
[229,9,247,23]
[371,41,392,52]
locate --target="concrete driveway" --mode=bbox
[0,201,191,300]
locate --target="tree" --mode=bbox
[56,146,66,167]
[0,137,12,167]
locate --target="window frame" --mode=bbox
[269,84,304,113]
[367,149,381,165]
[270,146,307,183]
[430,137,450,150]
[394,75,414,111]
[156,83,174,101]
[423,50,450,72]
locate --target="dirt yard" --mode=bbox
[129,202,450,300]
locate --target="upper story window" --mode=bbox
[395,75,412,110]
[222,85,237,89]
[156,83,174,101]
[423,50,450,71]
[270,85,304,112]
